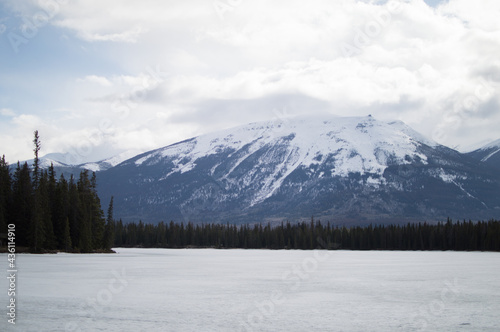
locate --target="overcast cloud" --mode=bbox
[0,0,499,164]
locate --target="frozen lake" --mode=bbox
[1,249,499,331]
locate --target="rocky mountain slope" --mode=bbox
[96,115,500,224]
[466,139,500,170]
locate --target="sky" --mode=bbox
[0,0,499,165]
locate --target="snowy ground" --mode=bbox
[1,249,499,331]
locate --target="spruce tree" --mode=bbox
[103,196,115,250]
[67,175,80,248]
[0,155,11,232]
[77,171,93,252]
[114,219,124,247]
[53,174,70,249]
[13,162,33,247]
[62,217,72,251]
[32,130,41,188]
[90,172,105,249]
[39,170,56,249]
[30,130,45,252]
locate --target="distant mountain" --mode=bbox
[12,150,139,178]
[79,150,142,172]
[97,115,500,225]
[466,139,500,170]
[41,152,76,165]
[9,154,80,178]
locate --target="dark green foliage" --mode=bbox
[39,170,56,250]
[67,175,80,248]
[2,163,109,252]
[0,155,11,233]
[113,218,500,251]
[103,197,115,250]
[76,170,104,252]
[29,130,46,252]
[62,217,72,251]
[32,130,41,188]
[90,172,105,249]
[2,132,499,253]
[1,132,110,253]
[53,174,69,248]
[12,162,33,247]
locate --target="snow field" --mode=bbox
[1,249,499,331]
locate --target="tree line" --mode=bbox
[2,131,499,252]
[0,131,113,253]
[113,218,500,251]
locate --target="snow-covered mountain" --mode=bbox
[467,139,500,170]
[80,150,142,172]
[13,150,140,176]
[10,153,80,178]
[97,115,500,224]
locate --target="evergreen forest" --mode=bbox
[113,218,500,251]
[1,131,499,253]
[0,131,113,253]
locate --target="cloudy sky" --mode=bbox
[0,0,499,164]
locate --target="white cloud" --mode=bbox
[1,0,499,163]
[78,26,145,43]
[52,0,212,43]
[439,0,500,31]
[12,114,43,127]
[78,75,113,87]
[0,108,16,117]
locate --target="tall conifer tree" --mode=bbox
[103,196,115,250]
[12,163,31,246]
[30,130,45,252]
[0,155,11,232]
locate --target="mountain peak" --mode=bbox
[42,152,72,165]
[97,115,500,224]
[132,115,435,178]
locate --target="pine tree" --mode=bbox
[77,171,93,252]
[53,174,70,249]
[0,155,11,233]
[29,191,45,252]
[103,196,115,250]
[39,170,56,249]
[68,175,80,248]
[62,217,72,251]
[12,162,33,247]
[78,213,92,253]
[114,219,124,247]
[32,130,41,188]
[1,131,114,252]
[90,172,105,249]
[30,130,45,252]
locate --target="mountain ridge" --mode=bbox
[95,115,500,225]
[466,138,500,170]
[12,150,140,176]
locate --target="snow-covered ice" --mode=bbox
[1,249,499,331]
